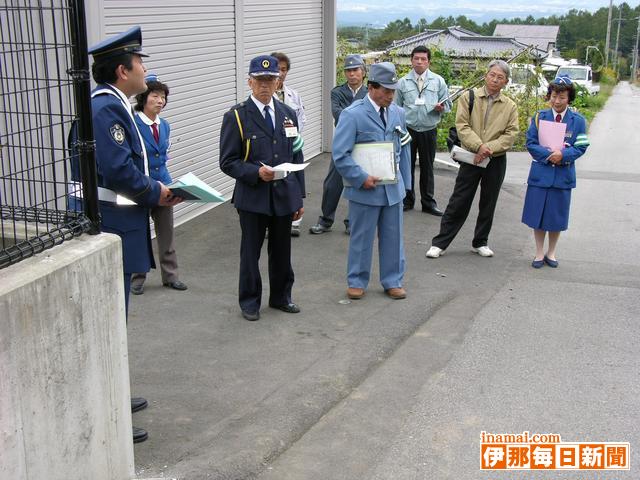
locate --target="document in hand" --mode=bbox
[450,145,490,168]
[168,172,226,203]
[350,141,397,184]
[538,120,567,151]
[260,162,310,180]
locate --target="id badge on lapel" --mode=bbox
[283,117,298,138]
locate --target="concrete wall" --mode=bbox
[0,233,134,480]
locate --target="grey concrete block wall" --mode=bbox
[0,233,134,480]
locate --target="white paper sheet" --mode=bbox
[450,145,490,169]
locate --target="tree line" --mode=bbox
[339,3,640,75]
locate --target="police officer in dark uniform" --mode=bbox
[219,55,305,321]
[86,26,182,443]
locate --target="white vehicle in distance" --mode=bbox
[506,64,549,97]
[556,64,600,95]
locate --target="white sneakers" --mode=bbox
[471,246,494,257]
[425,246,445,258]
[426,245,495,258]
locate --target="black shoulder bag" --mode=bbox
[446,89,475,152]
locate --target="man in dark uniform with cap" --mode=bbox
[86,26,182,443]
[309,54,367,235]
[219,55,305,321]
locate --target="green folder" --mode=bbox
[168,172,226,203]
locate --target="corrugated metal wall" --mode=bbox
[242,0,324,156]
[90,0,325,226]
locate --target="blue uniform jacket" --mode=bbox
[332,97,411,206]
[331,82,367,126]
[526,108,588,189]
[135,115,172,184]
[219,97,305,216]
[92,84,161,273]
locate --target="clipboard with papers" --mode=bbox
[538,120,567,151]
[348,141,397,185]
[168,172,226,203]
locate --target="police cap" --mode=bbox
[552,75,573,86]
[344,54,365,70]
[249,55,280,77]
[88,26,149,61]
[145,72,160,83]
[368,62,399,90]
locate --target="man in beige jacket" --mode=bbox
[426,59,519,258]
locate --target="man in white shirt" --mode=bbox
[271,52,306,237]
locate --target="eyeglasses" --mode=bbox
[487,72,507,81]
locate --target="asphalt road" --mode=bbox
[130,82,640,480]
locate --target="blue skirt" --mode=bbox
[522,185,571,231]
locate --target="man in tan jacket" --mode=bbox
[426,59,519,258]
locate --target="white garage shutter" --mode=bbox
[242,0,324,158]
[89,0,326,226]
[96,1,237,225]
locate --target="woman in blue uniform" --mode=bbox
[130,74,187,294]
[522,76,590,268]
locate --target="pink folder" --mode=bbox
[538,120,567,151]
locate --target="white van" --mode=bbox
[555,64,600,95]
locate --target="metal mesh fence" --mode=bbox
[0,0,98,269]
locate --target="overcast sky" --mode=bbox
[338,0,617,25]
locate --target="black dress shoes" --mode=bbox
[133,426,148,443]
[131,397,148,413]
[270,303,301,313]
[163,280,188,291]
[403,203,413,211]
[242,310,260,321]
[130,284,144,295]
[422,206,444,216]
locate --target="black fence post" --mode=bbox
[68,0,100,234]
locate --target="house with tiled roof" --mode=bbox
[387,26,546,69]
[493,24,560,53]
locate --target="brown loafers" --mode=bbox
[347,287,365,300]
[385,287,406,300]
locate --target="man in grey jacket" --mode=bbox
[309,54,367,235]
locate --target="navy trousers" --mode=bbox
[238,210,294,312]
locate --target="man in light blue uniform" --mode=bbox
[332,62,411,300]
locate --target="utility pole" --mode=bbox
[613,15,623,74]
[633,16,640,82]
[605,0,613,67]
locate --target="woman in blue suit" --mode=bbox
[522,76,590,268]
[130,74,187,293]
